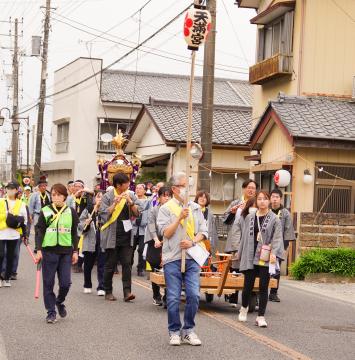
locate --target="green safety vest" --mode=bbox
[42,205,73,248]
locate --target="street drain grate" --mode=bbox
[321,325,355,333]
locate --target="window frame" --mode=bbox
[96,118,129,153]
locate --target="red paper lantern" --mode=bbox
[184,6,211,51]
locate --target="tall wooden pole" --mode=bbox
[181,50,197,273]
[34,0,51,182]
[11,18,19,180]
[198,0,216,192]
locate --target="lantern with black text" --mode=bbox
[184,6,211,51]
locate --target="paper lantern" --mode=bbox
[184,6,211,51]
[303,169,313,184]
[274,169,291,188]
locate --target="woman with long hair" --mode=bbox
[238,190,284,328]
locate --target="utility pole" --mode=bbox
[34,0,51,182]
[11,18,19,180]
[198,0,216,193]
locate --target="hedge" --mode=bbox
[290,248,355,280]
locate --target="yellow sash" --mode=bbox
[166,199,195,241]
[100,189,127,231]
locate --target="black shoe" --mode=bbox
[269,293,281,302]
[56,303,67,318]
[153,297,163,306]
[46,313,57,324]
[137,271,144,277]
[10,273,17,280]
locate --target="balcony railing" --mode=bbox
[249,53,293,85]
[97,140,115,153]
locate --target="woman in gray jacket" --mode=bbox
[238,190,284,328]
[79,191,105,296]
[144,186,171,306]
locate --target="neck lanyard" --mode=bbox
[51,204,67,225]
[256,211,268,242]
[40,192,47,203]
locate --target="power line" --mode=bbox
[16,3,193,116]
[50,13,248,74]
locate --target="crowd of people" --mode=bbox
[0,173,295,346]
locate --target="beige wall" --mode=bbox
[292,147,355,214]
[302,0,355,97]
[253,0,355,121]
[260,124,293,163]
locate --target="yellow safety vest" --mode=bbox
[0,198,23,234]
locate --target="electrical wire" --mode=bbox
[15,3,194,116]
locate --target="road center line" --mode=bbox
[132,278,312,360]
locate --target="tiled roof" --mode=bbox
[269,96,355,141]
[101,70,252,107]
[145,103,251,146]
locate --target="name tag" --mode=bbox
[122,220,132,233]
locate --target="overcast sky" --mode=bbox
[0,0,256,163]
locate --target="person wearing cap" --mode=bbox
[21,186,32,206]
[0,181,28,287]
[29,180,51,228]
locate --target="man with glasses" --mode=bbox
[157,172,208,346]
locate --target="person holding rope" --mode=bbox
[144,186,171,306]
[99,173,140,302]
[157,172,208,346]
[35,183,79,324]
[79,190,106,296]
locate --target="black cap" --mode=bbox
[5,181,19,189]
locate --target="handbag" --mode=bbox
[5,200,25,229]
[260,244,271,262]
[146,240,162,268]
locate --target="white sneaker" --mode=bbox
[169,334,181,346]
[238,306,248,322]
[3,280,11,287]
[255,316,268,328]
[97,290,105,296]
[182,332,202,346]
[83,288,92,294]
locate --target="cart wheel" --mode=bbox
[248,292,257,313]
[205,293,214,303]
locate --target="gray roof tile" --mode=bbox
[145,103,251,146]
[270,97,355,141]
[101,70,252,107]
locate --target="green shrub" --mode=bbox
[290,248,355,280]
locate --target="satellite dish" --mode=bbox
[101,133,113,144]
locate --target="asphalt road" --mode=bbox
[0,247,354,360]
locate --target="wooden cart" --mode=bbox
[150,253,278,312]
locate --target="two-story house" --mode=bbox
[236,0,355,216]
[43,57,254,213]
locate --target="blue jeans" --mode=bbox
[164,259,200,335]
[42,251,72,316]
